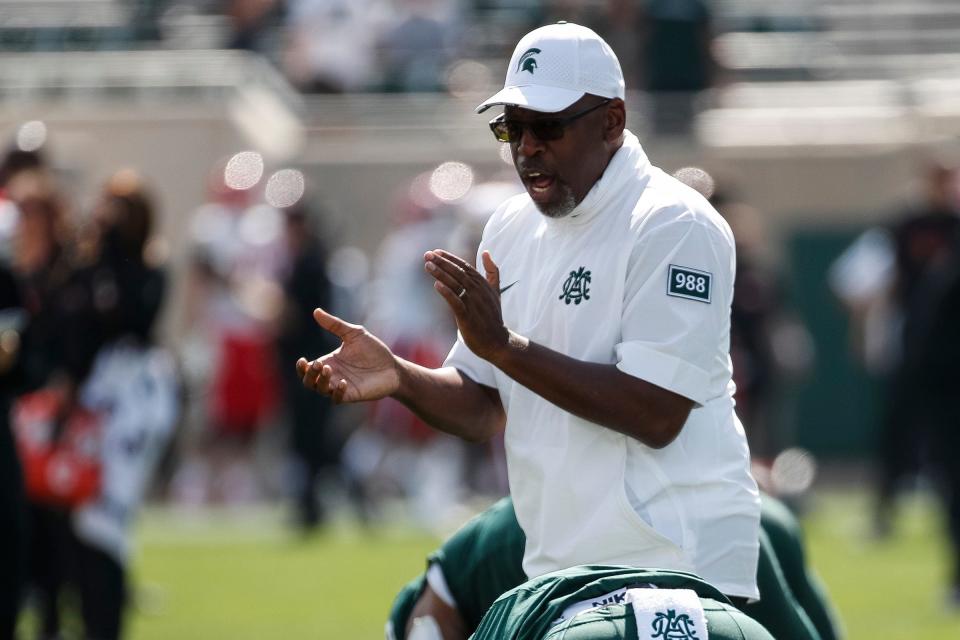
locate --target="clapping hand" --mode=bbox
[424,249,510,361]
[296,308,400,404]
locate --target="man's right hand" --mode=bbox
[296,308,400,404]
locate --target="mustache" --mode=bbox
[515,160,553,176]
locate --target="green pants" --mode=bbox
[741,528,820,639]
[758,496,843,640]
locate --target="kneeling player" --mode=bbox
[386,497,525,639]
[387,495,840,640]
[473,565,774,640]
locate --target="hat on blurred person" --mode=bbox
[476,22,625,114]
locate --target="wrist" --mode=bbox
[487,329,529,369]
[391,355,417,401]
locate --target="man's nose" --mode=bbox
[516,126,545,157]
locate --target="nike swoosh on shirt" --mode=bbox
[499,280,520,294]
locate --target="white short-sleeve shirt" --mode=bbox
[445,132,760,599]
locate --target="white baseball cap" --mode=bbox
[476,22,625,114]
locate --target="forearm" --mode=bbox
[488,332,692,448]
[418,248,691,446]
[393,361,505,443]
[406,585,468,640]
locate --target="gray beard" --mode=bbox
[535,182,578,219]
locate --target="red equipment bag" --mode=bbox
[13,389,102,508]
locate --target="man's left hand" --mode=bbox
[424,249,510,361]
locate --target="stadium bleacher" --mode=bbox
[0,1,955,256]
[0,0,953,321]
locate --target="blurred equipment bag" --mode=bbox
[13,389,102,507]
[73,343,179,564]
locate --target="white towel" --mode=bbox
[627,587,708,640]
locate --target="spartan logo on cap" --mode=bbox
[517,48,541,74]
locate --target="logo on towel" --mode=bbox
[559,266,591,305]
[517,48,541,74]
[650,609,700,639]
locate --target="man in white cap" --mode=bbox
[298,22,761,640]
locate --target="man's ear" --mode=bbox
[604,98,627,142]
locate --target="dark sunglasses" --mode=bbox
[488,99,611,143]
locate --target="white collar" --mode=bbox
[544,130,650,229]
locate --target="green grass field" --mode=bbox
[800,490,960,639]
[127,504,446,639]
[23,489,960,639]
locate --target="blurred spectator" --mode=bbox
[828,228,898,379]
[725,202,812,458]
[550,0,596,20]
[379,0,457,93]
[275,201,337,531]
[882,162,957,538]
[6,170,84,401]
[68,170,179,639]
[909,201,960,607]
[447,181,515,259]
[224,0,283,52]
[723,200,789,457]
[831,161,960,538]
[176,162,286,505]
[341,175,465,530]
[6,169,88,640]
[596,0,642,90]
[128,0,173,42]
[0,147,43,640]
[283,0,395,92]
[639,0,716,135]
[0,261,26,640]
[0,150,46,251]
[8,168,177,639]
[676,168,813,458]
[364,176,457,347]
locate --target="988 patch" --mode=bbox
[667,264,712,303]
